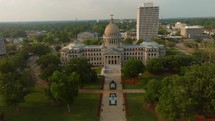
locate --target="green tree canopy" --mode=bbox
[49,71,80,112]
[123,38,133,45]
[0,54,35,111]
[83,39,102,45]
[121,60,145,78]
[36,54,60,80]
[144,63,215,120]
[146,55,195,74]
[66,58,97,86]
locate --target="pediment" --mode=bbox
[103,48,122,55]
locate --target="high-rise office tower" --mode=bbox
[136,2,159,41]
[0,35,6,55]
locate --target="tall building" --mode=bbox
[0,35,6,55]
[136,2,159,41]
[60,16,165,66]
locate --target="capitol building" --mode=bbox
[60,16,166,66]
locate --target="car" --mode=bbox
[109,80,117,90]
[109,93,117,106]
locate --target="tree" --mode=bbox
[0,54,35,112]
[123,38,133,45]
[146,55,195,74]
[83,39,102,45]
[146,58,165,74]
[137,39,144,44]
[31,43,51,56]
[36,54,60,69]
[49,71,80,112]
[182,63,215,116]
[158,26,169,35]
[156,76,185,121]
[144,63,215,120]
[121,60,145,78]
[6,43,17,54]
[36,54,60,80]
[144,79,161,106]
[194,38,203,43]
[66,58,97,86]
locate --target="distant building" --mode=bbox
[175,22,187,30]
[0,36,6,55]
[136,2,159,41]
[125,29,136,40]
[26,30,47,38]
[181,26,204,38]
[5,38,23,44]
[60,16,165,66]
[204,29,215,35]
[77,31,99,42]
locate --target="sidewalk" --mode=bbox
[100,71,126,121]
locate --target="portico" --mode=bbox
[103,48,123,65]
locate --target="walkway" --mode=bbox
[79,65,145,121]
[100,69,126,121]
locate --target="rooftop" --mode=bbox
[185,25,204,29]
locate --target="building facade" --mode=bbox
[61,16,165,66]
[136,2,159,41]
[124,29,136,41]
[0,36,6,55]
[181,26,204,38]
[77,31,99,42]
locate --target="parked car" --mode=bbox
[109,80,117,90]
[109,93,117,106]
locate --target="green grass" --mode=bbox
[166,47,185,56]
[124,71,165,89]
[0,86,99,121]
[82,75,104,90]
[93,67,102,74]
[126,94,157,121]
[82,82,102,89]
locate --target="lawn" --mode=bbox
[82,75,104,90]
[166,47,185,56]
[126,94,157,121]
[0,86,99,121]
[124,71,166,89]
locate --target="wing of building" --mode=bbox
[60,16,165,66]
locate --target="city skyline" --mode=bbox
[0,0,214,22]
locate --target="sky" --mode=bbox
[0,0,214,22]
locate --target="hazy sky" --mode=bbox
[0,0,214,22]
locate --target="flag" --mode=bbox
[85,51,91,54]
[134,49,138,53]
